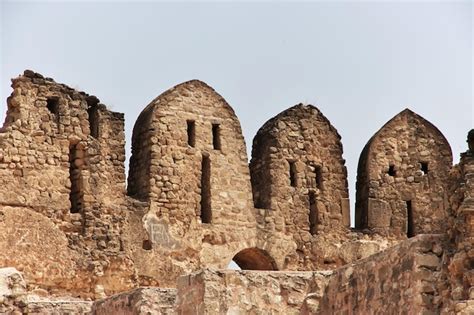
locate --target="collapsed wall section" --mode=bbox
[0,70,130,297]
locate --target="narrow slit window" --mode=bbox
[309,191,318,235]
[388,164,396,176]
[315,165,323,190]
[88,106,99,139]
[212,124,221,150]
[420,162,429,175]
[200,155,212,223]
[69,144,84,214]
[187,120,196,147]
[406,200,414,238]
[289,160,297,187]
[47,98,60,125]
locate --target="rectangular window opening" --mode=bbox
[406,200,414,238]
[309,191,318,235]
[47,98,60,125]
[187,120,196,147]
[69,144,84,214]
[315,165,323,190]
[420,162,429,175]
[212,124,221,150]
[200,155,212,223]
[289,160,297,187]
[388,164,396,176]
[87,106,99,139]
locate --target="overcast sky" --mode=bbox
[1,1,472,227]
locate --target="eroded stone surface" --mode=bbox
[0,70,472,314]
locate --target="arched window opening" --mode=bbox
[289,160,297,187]
[212,123,221,150]
[187,120,196,147]
[309,191,318,235]
[69,143,84,214]
[406,200,414,238]
[200,154,212,223]
[232,248,277,271]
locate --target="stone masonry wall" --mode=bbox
[355,109,452,237]
[0,70,133,298]
[125,80,295,287]
[250,104,351,271]
[320,234,447,314]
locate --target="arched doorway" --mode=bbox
[230,247,277,270]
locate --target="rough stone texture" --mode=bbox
[175,269,332,315]
[249,105,351,269]
[356,109,453,237]
[93,288,176,315]
[0,70,472,313]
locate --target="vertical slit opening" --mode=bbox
[69,144,84,214]
[187,120,196,147]
[406,200,414,238]
[388,164,396,176]
[420,162,429,175]
[46,98,60,125]
[289,160,297,187]
[212,124,221,150]
[201,154,212,223]
[87,105,99,139]
[309,191,318,235]
[315,165,323,190]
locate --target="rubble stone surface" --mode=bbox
[0,70,472,314]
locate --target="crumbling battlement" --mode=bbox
[0,70,472,313]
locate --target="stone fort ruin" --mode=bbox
[0,70,472,314]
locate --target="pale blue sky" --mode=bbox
[1,1,472,227]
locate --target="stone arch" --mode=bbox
[355,109,452,236]
[231,247,278,271]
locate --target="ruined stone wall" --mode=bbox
[250,104,350,270]
[0,71,133,297]
[125,80,283,287]
[355,109,452,237]
[320,234,447,314]
[175,269,332,314]
[445,148,474,314]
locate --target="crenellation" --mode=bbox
[0,70,471,314]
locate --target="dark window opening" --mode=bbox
[46,98,60,125]
[420,162,429,175]
[315,165,323,190]
[87,106,99,139]
[309,191,318,235]
[200,154,212,223]
[388,164,396,176]
[142,240,152,250]
[289,160,297,187]
[212,124,221,150]
[406,200,414,238]
[187,120,196,147]
[69,144,84,214]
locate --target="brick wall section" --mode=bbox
[356,109,452,237]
